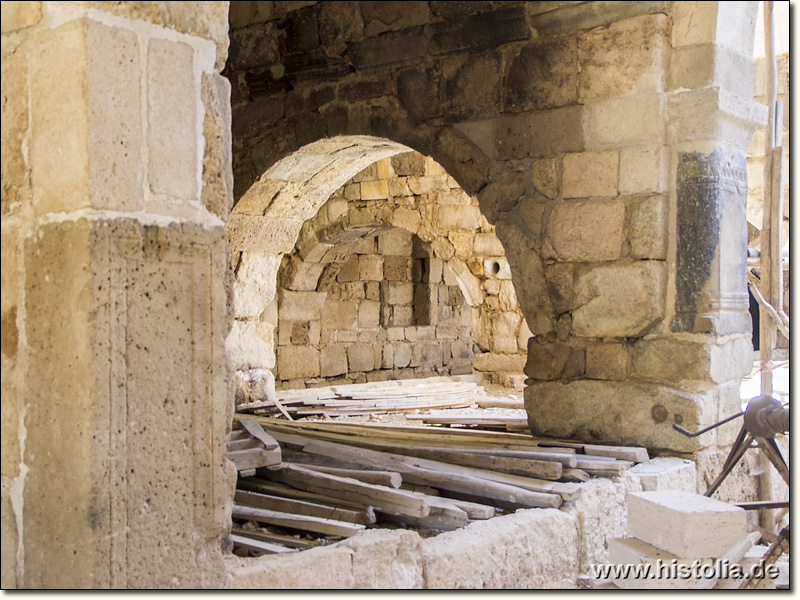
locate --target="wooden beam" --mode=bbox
[235,489,367,525]
[230,533,296,554]
[232,505,366,537]
[231,526,319,549]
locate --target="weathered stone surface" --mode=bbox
[378,228,413,255]
[632,336,752,385]
[620,145,667,195]
[1,1,41,32]
[585,343,631,381]
[530,158,559,199]
[476,171,526,223]
[474,352,525,373]
[1,478,18,588]
[321,299,357,329]
[628,195,667,259]
[422,509,579,588]
[225,546,356,589]
[572,262,665,337]
[234,254,282,318]
[357,300,381,329]
[491,312,521,354]
[445,53,502,121]
[585,93,665,148]
[227,320,275,369]
[577,14,669,101]
[525,342,572,381]
[562,151,619,199]
[277,346,320,379]
[348,343,375,372]
[546,200,625,262]
[496,106,584,159]
[526,380,718,451]
[202,74,234,218]
[320,345,347,377]
[334,529,424,589]
[504,36,577,112]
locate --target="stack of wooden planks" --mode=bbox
[228,415,649,556]
[236,376,485,418]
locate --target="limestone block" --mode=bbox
[226,320,275,370]
[628,195,667,259]
[627,491,746,559]
[147,38,197,200]
[436,324,459,340]
[577,14,669,101]
[716,545,778,590]
[334,529,424,589]
[1,479,18,588]
[336,255,360,283]
[530,158,559,199]
[546,200,625,262]
[572,262,665,337]
[436,205,481,230]
[278,289,326,321]
[585,94,665,149]
[562,151,619,199]
[632,336,752,385]
[504,36,578,112]
[544,263,573,315]
[348,343,375,372]
[525,342,572,381]
[431,237,455,260]
[585,343,631,381]
[422,509,579,588]
[444,52,502,121]
[608,537,702,589]
[280,260,324,292]
[391,152,427,176]
[321,300,357,329]
[517,319,532,352]
[360,179,389,200]
[473,233,504,256]
[365,281,381,301]
[358,300,381,329]
[629,458,696,493]
[445,260,482,307]
[201,73,233,218]
[474,353,525,373]
[391,305,413,327]
[387,327,404,341]
[475,171,527,224]
[1,1,41,32]
[383,256,411,281]
[410,343,443,368]
[31,19,144,213]
[1,39,28,216]
[496,106,585,159]
[391,207,421,233]
[526,380,718,451]
[336,330,358,343]
[394,342,412,368]
[225,546,356,589]
[491,312,521,354]
[386,282,414,305]
[620,145,667,195]
[498,281,518,312]
[321,345,347,378]
[416,326,435,341]
[277,346,320,379]
[562,477,641,573]
[378,228,413,255]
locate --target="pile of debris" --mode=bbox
[226,377,650,557]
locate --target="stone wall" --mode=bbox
[266,153,529,388]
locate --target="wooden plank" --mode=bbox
[404,489,495,520]
[560,468,590,483]
[293,464,403,488]
[574,458,629,476]
[237,417,280,450]
[228,438,261,452]
[227,447,282,471]
[230,533,296,554]
[476,398,524,409]
[537,441,649,463]
[238,478,376,524]
[231,526,319,549]
[262,463,431,518]
[235,490,366,525]
[405,414,529,427]
[232,505,366,537]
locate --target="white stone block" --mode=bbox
[627,491,746,559]
[607,537,704,589]
[629,458,696,493]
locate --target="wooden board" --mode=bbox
[232,505,366,537]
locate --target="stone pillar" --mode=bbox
[2,2,232,588]
[525,3,767,453]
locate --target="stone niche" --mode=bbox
[264,152,530,389]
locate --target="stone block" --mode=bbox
[577,14,669,101]
[383,256,411,281]
[1,1,41,32]
[277,346,320,379]
[436,205,481,230]
[410,342,443,368]
[474,353,525,373]
[525,380,718,451]
[620,145,667,195]
[627,491,746,559]
[278,289,326,321]
[357,255,383,281]
[391,207,422,233]
[444,52,502,121]
[321,300,357,329]
[226,545,356,588]
[1,383,20,478]
[628,195,667,259]
[496,106,585,159]
[1,44,28,216]
[226,320,275,370]
[608,537,702,589]
[392,152,427,176]
[498,281,518,312]
[473,233,504,256]
[348,343,375,372]
[585,94,665,149]
[572,261,665,337]
[517,319,532,352]
[431,237,455,261]
[629,458,696,493]
[394,342,412,368]
[530,158,560,199]
[378,228,412,255]
[422,509,579,588]
[387,327,405,341]
[147,38,197,200]
[334,529,424,589]
[446,231,472,259]
[321,345,347,377]
[365,281,381,301]
[504,36,578,112]
[360,179,389,200]
[280,259,325,292]
[336,254,360,283]
[524,342,572,381]
[585,343,631,381]
[544,263,573,315]
[1,479,18,588]
[391,305,414,327]
[546,200,625,262]
[562,151,619,198]
[491,312,521,354]
[386,282,414,305]
[358,300,381,329]
[336,330,358,343]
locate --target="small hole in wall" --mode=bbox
[488,261,500,276]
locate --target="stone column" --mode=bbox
[2,2,233,588]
